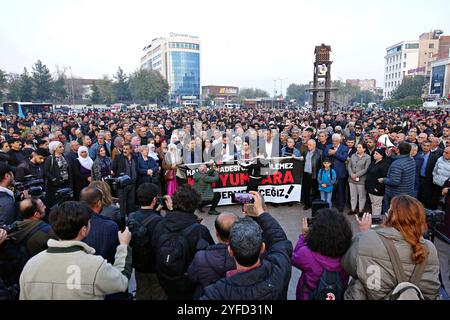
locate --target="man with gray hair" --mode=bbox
[200,191,293,300]
[324,134,349,212]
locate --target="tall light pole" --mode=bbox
[68,66,75,107]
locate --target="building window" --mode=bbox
[429,43,434,49]
[403,71,406,77]
[403,62,406,68]
[404,53,407,59]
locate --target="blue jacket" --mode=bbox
[0,189,16,226]
[324,144,349,179]
[137,154,159,184]
[317,168,336,193]
[200,213,293,300]
[83,214,119,264]
[384,155,416,198]
[281,146,302,157]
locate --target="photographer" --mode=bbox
[112,142,137,218]
[200,191,293,300]
[194,163,221,216]
[19,201,132,300]
[0,163,16,225]
[15,148,46,182]
[8,198,56,257]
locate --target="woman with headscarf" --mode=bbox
[91,146,112,181]
[43,141,72,207]
[163,143,182,196]
[72,146,93,200]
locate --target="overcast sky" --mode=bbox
[1,0,449,95]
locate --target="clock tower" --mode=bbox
[307,44,337,111]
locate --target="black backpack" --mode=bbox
[308,269,344,300]
[155,223,203,299]
[128,214,160,271]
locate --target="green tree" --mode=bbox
[90,82,101,104]
[113,67,131,102]
[53,75,68,103]
[0,69,7,101]
[286,83,309,104]
[351,90,374,105]
[238,88,270,100]
[32,60,53,102]
[96,76,114,104]
[392,76,426,100]
[18,68,33,101]
[6,73,21,101]
[204,93,216,106]
[129,69,169,104]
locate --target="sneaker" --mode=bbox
[208,210,221,216]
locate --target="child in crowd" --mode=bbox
[318,158,336,208]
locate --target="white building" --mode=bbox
[140,33,201,104]
[383,41,420,99]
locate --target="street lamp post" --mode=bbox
[68,67,75,107]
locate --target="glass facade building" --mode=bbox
[168,51,200,101]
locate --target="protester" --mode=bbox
[317,158,336,209]
[19,201,132,300]
[194,163,221,215]
[347,142,371,215]
[91,146,112,181]
[365,148,389,216]
[0,163,16,225]
[341,195,441,300]
[88,180,121,225]
[291,208,352,300]
[200,191,293,300]
[72,146,93,200]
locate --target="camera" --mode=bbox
[0,221,20,234]
[55,188,74,204]
[14,176,45,200]
[157,196,165,206]
[424,209,445,242]
[104,175,132,191]
[231,192,254,204]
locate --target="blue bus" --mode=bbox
[1,102,54,117]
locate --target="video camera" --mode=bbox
[103,174,132,191]
[13,176,45,200]
[0,221,20,234]
[424,209,445,242]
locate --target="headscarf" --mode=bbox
[49,141,62,155]
[147,143,159,161]
[167,143,180,164]
[77,146,93,170]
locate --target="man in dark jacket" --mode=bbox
[418,140,441,209]
[112,143,137,217]
[0,163,16,226]
[80,186,119,264]
[200,191,293,300]
[302,139,322,210]
[7,138,25,167]
[9,198,56,257]
[128,183,165,300]
[379,142,416,212]
[365,149,390,216]
[152,185,214,300]
[187,212,237,299]
[324,134,349,212]
[15,148,46,182]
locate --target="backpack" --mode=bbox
[155,222,203,298]
[378,234,426,300]
[308,269,344,300]
[128,213,160,271]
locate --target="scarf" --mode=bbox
[77,146,93,170]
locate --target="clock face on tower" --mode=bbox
[318,64,328,76]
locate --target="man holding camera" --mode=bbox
[194,162,221,216]
[112,142,137,218]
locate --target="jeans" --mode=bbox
[320,191,333,209]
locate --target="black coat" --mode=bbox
[187,243,236,299]
[200,213,293,300]
[43,155,72,190]
[112,153,138,182]
[152,210,215,299]
[365,159,390,196]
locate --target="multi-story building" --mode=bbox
[141,33,201,104]
[346,79,377,92]
[383,41,420,99]
[417,30,443,77]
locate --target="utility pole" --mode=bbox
[68,66,75,107]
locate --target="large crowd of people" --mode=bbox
[0,105,449,300]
